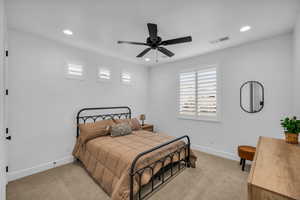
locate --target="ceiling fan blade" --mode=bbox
[136,48,152,57]
[157,47,174,57]
[147,23,158,41]
[118,41,149,46]
[160,36,192,46]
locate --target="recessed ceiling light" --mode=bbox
[63,29,73,35]
[145,58,150,62]
[240,26,251,32]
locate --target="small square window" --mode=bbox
[98,68,111,81]
[66,63,84,80]
[121,72,131,84]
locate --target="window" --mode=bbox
[98,68,111,81]
[179,66,219,121]
[66,63,84,80]
[121,72,131,84]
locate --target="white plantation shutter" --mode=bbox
[66,63,84,80]
[197,68,217,116]
[68,64,83,76]
[179,67,218,120]
[121,72,131,84]
[179,71,196,116]
[98,68,111,81]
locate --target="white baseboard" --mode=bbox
[1,178,6,200]
[7,156,74,182]
[192,144,239,161]
[7,146,238,182]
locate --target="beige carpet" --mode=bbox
[7,151,249,200]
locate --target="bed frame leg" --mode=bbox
[130,173,134,200]
[187,140,191,168]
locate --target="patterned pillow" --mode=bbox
[113,118,141,130]
[110,123,132,137]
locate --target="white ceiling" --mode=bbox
[6,0,300,65]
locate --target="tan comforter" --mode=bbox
[73,130,197,200]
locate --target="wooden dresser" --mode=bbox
[248,137,300,200]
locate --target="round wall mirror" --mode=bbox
[240,81,264,113]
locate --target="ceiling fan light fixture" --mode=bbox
[145,58,150,61]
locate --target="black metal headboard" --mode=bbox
[76,106,132,138]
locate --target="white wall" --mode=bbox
[293,15,300,117]
[5,25,296,182]
[0,0,7,198]
[148,34,293,160]
[7,29,149,181]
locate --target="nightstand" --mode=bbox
[141,124,154,132]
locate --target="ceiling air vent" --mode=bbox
[210,36,230,44]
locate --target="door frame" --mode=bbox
[0,0,7,198]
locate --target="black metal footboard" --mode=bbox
[129,135,191,200]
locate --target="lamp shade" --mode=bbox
[139,114,146,121]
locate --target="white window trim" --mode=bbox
[65,63,85,80]
[177,65,221,122]
[97,67,111,82]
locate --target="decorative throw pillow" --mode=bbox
[130,118,141,130]
[79,119,115,143]
[113,118,141,130]
[110,123,132,137]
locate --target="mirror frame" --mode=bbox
[240,81,264,113]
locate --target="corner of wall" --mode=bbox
[292,14,300,117]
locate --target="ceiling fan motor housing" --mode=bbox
[147,36,162,49]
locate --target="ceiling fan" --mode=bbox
[117,23,192,58]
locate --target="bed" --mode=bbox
[73,107,197,200]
